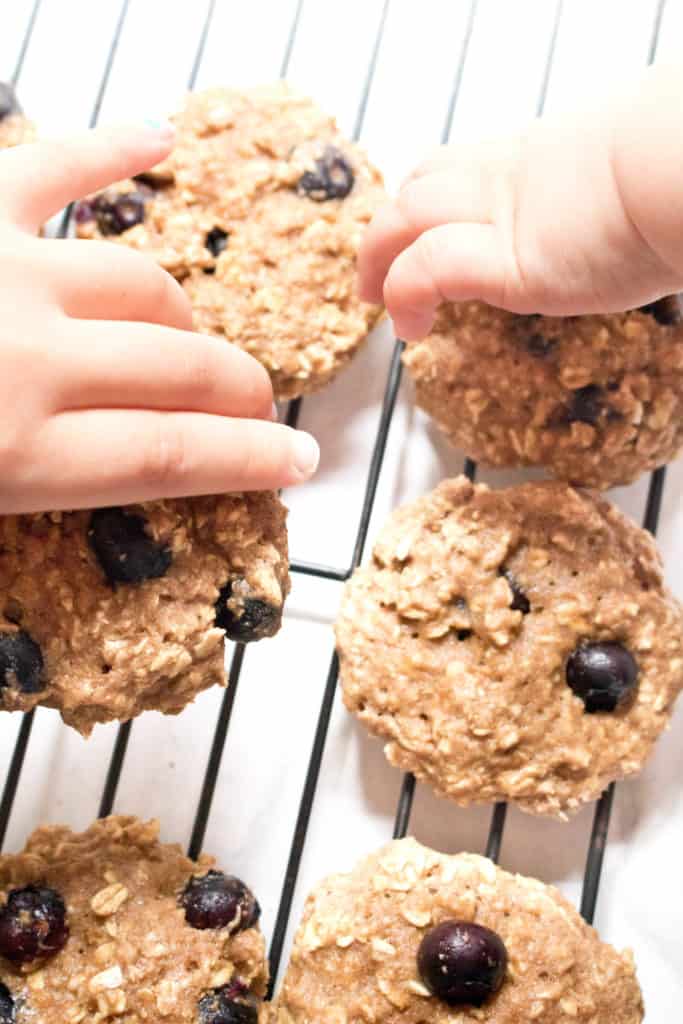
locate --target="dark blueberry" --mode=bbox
[418,920,507,1007]
[214,582,280,642]
[88,507,172,585]
[0,886,69,965]
[205,228,229,258]
[566,642,638,712]
[181,871,259,933]
[500,569,530,614]
[639,295,682,326]
[566,384,603,425]
[73,199,94,224]
[0,983,14,1024]
[526,332,556,357]
[89,191,146,235]
[297,146,354,201]
[198,982,258,1024]
[0,83,21,120]
[0,631,45,695]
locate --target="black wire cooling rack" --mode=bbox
[0,0,672,997]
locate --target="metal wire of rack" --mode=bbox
[0,0,673,1000]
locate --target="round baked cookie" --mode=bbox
[0,492,289,734]
[336,476,683,818]
[0,815,267,1023]
[0,82,35,148]
[402,298,683,488]
[272,837,643,1023]
[74,83,385,399]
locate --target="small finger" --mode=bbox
[383,222,506,340]
[26,411,320,511]
[0,121,175,230]
[49,239,192,330]
[358,202,414,304]
[55,319,274,420]
[358,171,490,304]
[400,145,456,188]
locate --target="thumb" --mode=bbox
[0,121,175,231]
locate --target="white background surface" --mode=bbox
[1,0,682,1018]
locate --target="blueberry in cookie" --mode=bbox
[0,493,289,734]
[336,476,683,817]
[403,300,683,488]
[0,816,268,1023]
[75,84,386,399]
[273,838,643,1022]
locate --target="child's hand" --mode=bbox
[359,62,683,340]
[0,124,319,515]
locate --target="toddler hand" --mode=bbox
[360,62,683,339]
[0,124,319,514]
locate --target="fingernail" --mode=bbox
[291,431,320,480]
[143,118,175,142]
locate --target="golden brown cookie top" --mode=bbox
[75,83,385,398]
[336,476,683,817]
[0,492,289,733]
[403,299,683,488]
[0,816,267,1023]
[274,837,643,1023]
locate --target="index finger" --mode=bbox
[0,121,175,230]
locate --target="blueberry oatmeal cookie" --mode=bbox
[0,492,289,734]
[336,476,683,818]
[0,82,34,148]
[75,84,385,399]
[272,838,643,1022]
[0,816,267,1023]
[402,298,683,488]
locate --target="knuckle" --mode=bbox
[154,266,192,326]
[235,436,257,484]
[244,359,273,415]
[400,147,448,189]
[141,418,188,489]
[148,265,173,312]
[396,180,421,216]
[382,268,401,309]
[0,405,34,483]
[415,231,441,282]
[109,248,191,326]
[0,430,21,478]
[183,343,220,405]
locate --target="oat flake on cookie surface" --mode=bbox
[403,298,683,489]
[336,476,683,818]
[0,816,267,1024]
[0,493,289,734]
[75,83,385,399]
[271,837,643,1023]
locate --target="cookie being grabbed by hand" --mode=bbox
[403,299,683,489]
[0,492,289,734]
[75,83,385,399]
